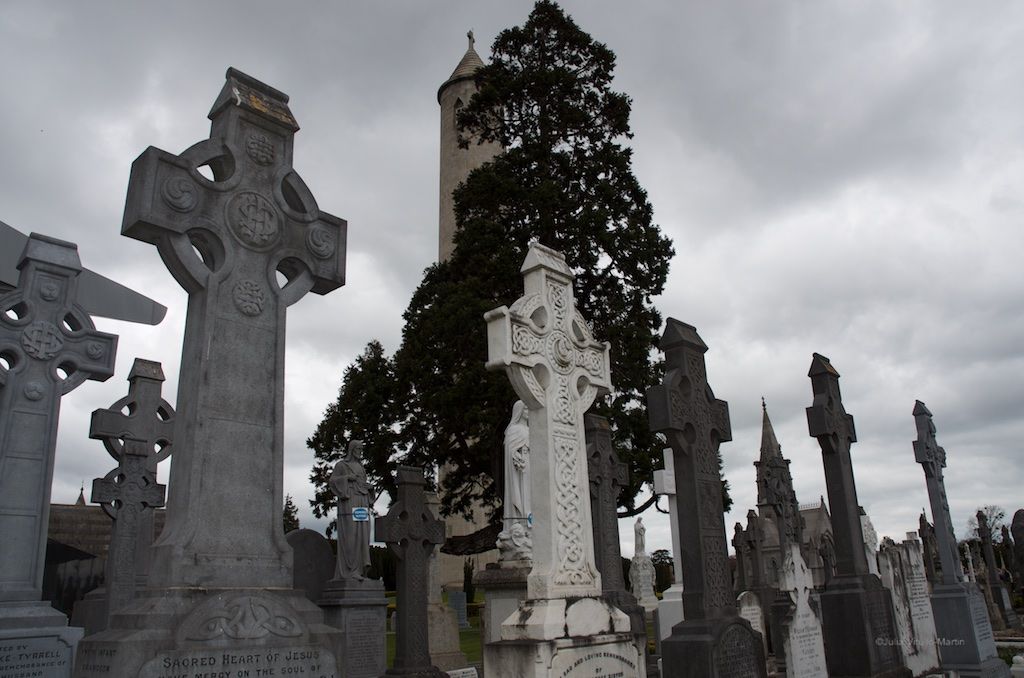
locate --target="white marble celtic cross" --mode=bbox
[0,234,117,603]
[485,242,611,600]
[121,68,347,589]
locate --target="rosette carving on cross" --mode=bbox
[485,242,611,600]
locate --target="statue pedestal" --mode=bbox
[319,578,387,678]
[476,564,528,645]
[0,601,82,678]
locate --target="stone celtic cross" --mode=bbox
[0,234,117,603]
[585,413,629,598]
[646,319,733,619]
[806,353,869,578]
[376,466,445,677]
[485,242,611,600]
[121,68,347,589]
[912,400,964,585]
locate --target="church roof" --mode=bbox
[759,398,782,463]
[439,30,486,97]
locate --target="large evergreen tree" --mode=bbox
[310,1,675,525]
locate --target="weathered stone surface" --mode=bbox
[878,534,940,677]
[978,511,1021,629]
[806,354,906,677]
[913,400,1008,678]
[653,448,684,649]
[483,243,637,678]
[424,492,467,671]
[475,564,527,645]
[647,319,765,678]
[287,529,334,603]
[773,543,827,678]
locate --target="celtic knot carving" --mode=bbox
[553,377,574,425]
[512,325,542,356]
[227,191,280,249]
[246,133,275,165]
[305,225,335,259]
[547,330,574,374]
[547,282,568,325]
[714,625,759,676]
[22,321,63,360]
[233,280,266,317]
[553,433,594,587]
[162,176,198,212]
[702,535,731,610]
[574,348,603,375]
[180,594,305,642]
[699,480,720,526]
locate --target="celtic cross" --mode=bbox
[646,318,733,619]
[805,353,869,578]
[745,510,765,589]
[732,522,748,592]
[585,413,629,598]
[121,68,347,588]
[89,358,174,588]
[912,400,964,585]
[485,242,611,600]
[0,234,117,603]
[376,466,445,677]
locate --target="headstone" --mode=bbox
[376,466,446,678]
[1012,510,1024,593]
[775,543,827,678]
[919,512,940,586]
[74,67,346,678]
[1001,525,1018,596]
[646,319,766,678]
[877,533,940,676]
[319,442,387,678]
[424,492,467,671]
[482,242,638,678]
[72,358,173,635]
[912,400,1008,677]
[447,591,470,629]
[1,233,121,678]
[497,400,532,567]
[861,509,880,576]
[736,591,767,656]
[805,353,906,677]
[630,518,658,612]
[653,448,684,650]
[286,529,334,603]
[978,511,1021,629]
[585,414,649,673]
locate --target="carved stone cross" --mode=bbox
[89,358,174,588]
[912,400,964,586]
[376,466,446,677]
[646,319,733,620]
[485,242,611,600]
[586,413,628,599]
[0,234,117,603]
[732,523,748,592]
[805,353,868,578]
[121,68,347,589]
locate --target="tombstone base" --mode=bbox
[483,597,640,678]
[660,616,767,678]
[655,585,684,654]
[605,590,652,677]
[476,564,527,645]
[818,575,910,678]
[319,578,387,678]
[0,602,82,678]
[930,582,1009,678]
[68,587,108,636]
[73,587,343,677]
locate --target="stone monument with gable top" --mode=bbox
[877,533,940,677]
[483,242,640,678]
[646,319,767,678]
[653,448,684,651]
[776,542,827,678]
[0,233,121,678]
[805,353,907,678]
[73,67,347,678]
[977,511,1021,630]
[912,400,1008,678]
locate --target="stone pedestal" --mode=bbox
[476,564,527,645]
[656,586,684,651]
[817,575,908,678]
[319,579,387,678]
[0,602,83,677]
[929,583,1009,678]
[74,588,342,677]
[630,553,658,613]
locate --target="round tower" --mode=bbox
[437,30,500,262]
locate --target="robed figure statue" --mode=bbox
[497,400,532,563]
[331,440,372,580]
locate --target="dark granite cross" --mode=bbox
[121,68,347,589]
[912,401,964,586]
[376,466,446,678]
[806,353,868,578]
[89,358,174,588]
[646,319,733,620]
[586,413,629,598]
[0,234,117,603]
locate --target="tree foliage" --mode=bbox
[282,494,299,533]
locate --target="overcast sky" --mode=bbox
[2,2,1021,561]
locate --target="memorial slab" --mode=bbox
[878,534,940,677]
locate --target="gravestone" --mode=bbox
[319,442,387,678]
[447,591,470,630]
[73,358,173,634]
[978,511,1021,629]
[862,509,881,576]
[585,414,649,672]
[653,448,684,651]
[775,543,827,678]
[919,513,939,586]
[286,529,334,603]
[736,591,767,656]
[912,400,1008,678]
[1012,511,1024,593]
[1001,526,1019,596]
[74,68,346,678]
[647,319,766,678]
[805,353,906,677]
[630,518,658,613]
[483,242,638,678]
[423,492,467,671]
[376,466,446,678]
[733,523,748,594]
[1,233,122,678]
[877,534,940,676]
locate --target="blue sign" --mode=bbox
[352,507,370,522]
[527,512,533,527]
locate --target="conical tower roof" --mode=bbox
[759,397,783,463]
[75,484,86,506]
[438,30,486,100]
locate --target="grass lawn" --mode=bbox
[385,612,482,668]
